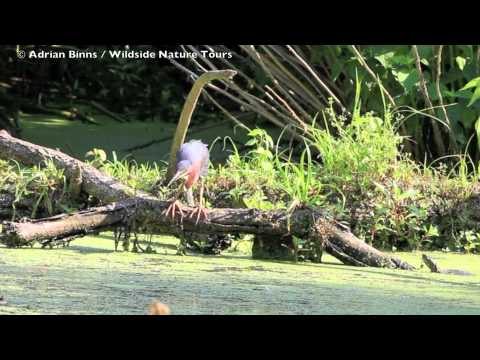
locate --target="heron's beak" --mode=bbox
[167,169,189,187]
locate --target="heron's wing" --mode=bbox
[185,140,209,177]
[177,140,209,177]
[176,145,190,163]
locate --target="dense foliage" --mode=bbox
[2,100,480,254]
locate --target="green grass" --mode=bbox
[1,234,480,314]
[8,97,480,253]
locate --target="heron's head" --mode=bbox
[167,160,192,187]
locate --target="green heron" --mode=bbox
[165,139,209,224]
[162,69,237,224]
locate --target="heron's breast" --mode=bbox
[185,160,202,188]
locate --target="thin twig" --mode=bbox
[258,45,325,112]
[180,48,304,129]
[349,45,396,107]
[265,84,308,132]
[266,45,331,104]
[202,91,252,132]
[435,45,449,123]
[435,45,457,153]
[412,45,446,155]
[411,46,435,112]
[194,45,298,121]
[241,45,316,120]
[167,59,306,142]
[286,45,346,112]
[275,45,346,103]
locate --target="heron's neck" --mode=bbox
[165,70,236,182]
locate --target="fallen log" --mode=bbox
[0,129,415,270]
[0,129,145,203]
[0,192,39,219]
[0,197,414,269]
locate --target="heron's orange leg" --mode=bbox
[164,199,185,222]
[189,180,209,225]
[189,206,208,225]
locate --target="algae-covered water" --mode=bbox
[19,114,251,164]
[1,234,480,315]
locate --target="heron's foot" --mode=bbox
[189,205,209,225]
[164,200,185,222]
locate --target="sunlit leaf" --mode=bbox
[475,117,480,152]
[248,129,263,137]
[420,58,430,66]
[374,51,395,68]
[455,56,466,70]
[461,77,480,91]
[392,68,419,93]
[467,85,480,107]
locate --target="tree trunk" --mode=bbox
[0,130,415,270]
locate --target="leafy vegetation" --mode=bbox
[4,93,480,254]
[205,103,480,253]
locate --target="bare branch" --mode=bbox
[412,45,447,155]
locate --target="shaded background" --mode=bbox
[1,45,480,165]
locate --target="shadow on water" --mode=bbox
[78,233,179,251]
[62,235,472,286]
[314,261,479,288]
[8,245,116,255]
[66,245,115,254]
[216,253,479,288]
[7,233,477,289]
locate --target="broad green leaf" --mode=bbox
[445,88,475,100]
[392,68,419,94]
[475,117,480,151]
[392,69,409,83]
[416,45,433,60]
[456,56,467,70]
[331,61,344,81]
[248,129,263,137]
[461,77,480,91]
[457,45,474,58]
[467,85,480,107]
[393,54,414,66]
[375,50,413,69]
[375,51,395,68]
[459,108,478,129]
